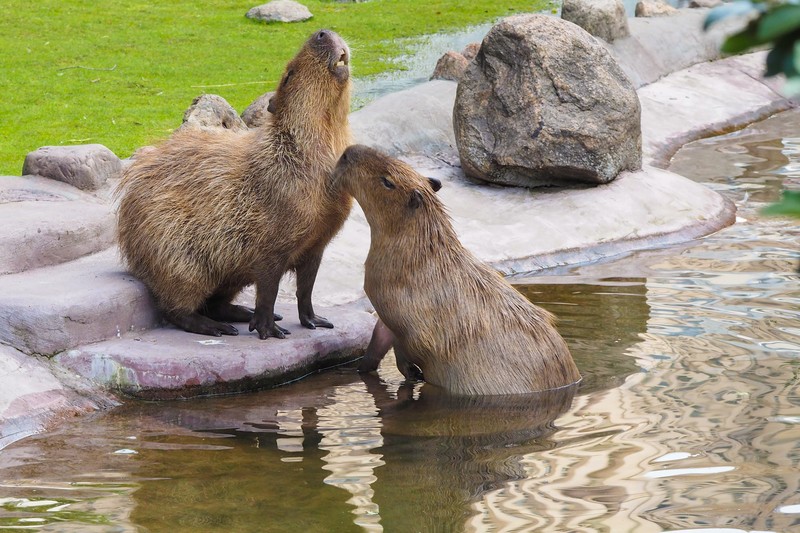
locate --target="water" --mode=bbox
[0,110,797,531]
[352,1,561,108]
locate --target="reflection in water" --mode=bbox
[0,110,798,531]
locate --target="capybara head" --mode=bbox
[334,144,443,232]
[267,29,351,116]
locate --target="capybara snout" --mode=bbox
[335,144,444,211]
[309,29,350,81]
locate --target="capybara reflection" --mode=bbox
[116,30,353,339]
[335,145,581,395]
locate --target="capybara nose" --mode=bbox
[317,30,328,40]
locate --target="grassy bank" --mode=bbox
[0,1,549,176]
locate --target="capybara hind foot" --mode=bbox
[165,311,239,337]
[249,314,291,339]
[300,313,334,330]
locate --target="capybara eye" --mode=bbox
[380,176,395,190]
[428,177,442,192]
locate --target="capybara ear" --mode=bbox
[267,97,276,114]
[428,177,442,192]
[408,189,423,210]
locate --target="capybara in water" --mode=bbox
[116,30,353,339]
[334,145,581,395]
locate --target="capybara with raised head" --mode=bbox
[116,29,352,339]
[334,144,581,395]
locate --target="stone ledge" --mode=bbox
[0,176,116,274]
[55,303,374,400]
[0,200,114,275]
[0,248,159,356]
[0,344,117,449]
[640,52,796,167]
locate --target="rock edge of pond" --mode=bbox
[1,13,797,449]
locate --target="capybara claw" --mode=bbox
[250,317,288,339]
[264,324,286,339]
[274,313,284,322]
[219,324,239,336]
[301,315,334,330]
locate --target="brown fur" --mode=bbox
[334,145,581,395]
[116,30,353,338]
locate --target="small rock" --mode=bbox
[22,144,121,191]
[689,0,722,7]
[246,0,313,23]
[636,0,678,16]
[562,0,630,42]
[453,14,642,188]
[180,94,248,132]
[430,51,469,82]
[241,91,275,128]
[461,42,481,62]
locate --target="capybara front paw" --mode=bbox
[400,363,424,382]
[300,314,334,330]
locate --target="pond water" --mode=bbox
[0,110,798,531]
[352,1,560,108]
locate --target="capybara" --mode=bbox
[116,30,352,339]
[334,145,581,395]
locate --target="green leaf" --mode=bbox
[756,4,800,41]
[765,45,789,76]
[721,23,765,54]
[761,191,800,217]
[704,1,758,30]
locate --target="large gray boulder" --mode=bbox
[562,0,630,42]
[246,0,312,22]
[181,94,247,132]
[22,144,122,191]
[453,14,642,188]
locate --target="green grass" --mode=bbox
[0,0,549,176]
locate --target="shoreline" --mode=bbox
[1,8,796,449]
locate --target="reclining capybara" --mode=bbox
[116,30,353,339]
[334,145,581,395]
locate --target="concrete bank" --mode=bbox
[1,9,796,448]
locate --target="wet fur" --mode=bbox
[116,30,353,338]
[335,145,581,395]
